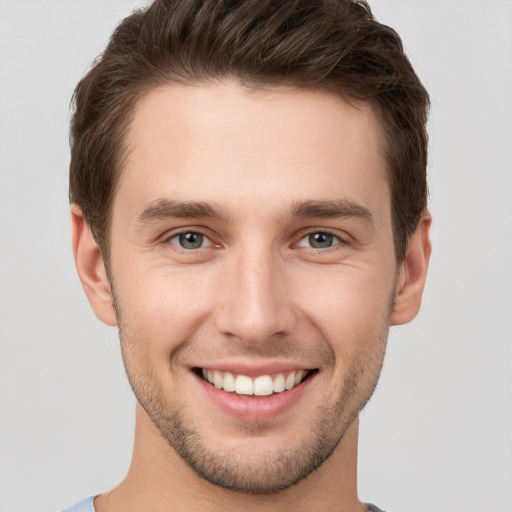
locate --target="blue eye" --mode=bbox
[298,232,339,249]
[169,232,206,249]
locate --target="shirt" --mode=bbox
[62,495,387,512]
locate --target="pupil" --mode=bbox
[309,232,333,248]
[179,232,203,249]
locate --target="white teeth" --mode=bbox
[235,375,253,395]
[285,373,295,390]
[200,368,309,396]
[254,375,273,396]
[273,373,285,393]
[213,370,223,389]
[223,371,236,392]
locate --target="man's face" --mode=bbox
[108,82,397,492]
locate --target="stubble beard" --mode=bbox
[112,286,392,494]
[119,336,388,493]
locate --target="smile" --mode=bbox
[198,368,314,396]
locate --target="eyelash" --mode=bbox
[295,231,344,250]
[164,229,346,251]
[166,231,216,251]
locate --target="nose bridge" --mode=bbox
[214,240,294,345]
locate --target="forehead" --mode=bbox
[116,81,389,221]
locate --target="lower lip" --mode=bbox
[194,372,316,421]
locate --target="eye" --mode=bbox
[168,231,208,250]
[297,231,341,249]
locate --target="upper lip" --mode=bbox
[191,360,316,377]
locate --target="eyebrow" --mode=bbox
[137,198,373,225]
[137,199,229,224]
[291,199,373,223]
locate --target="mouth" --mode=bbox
[194,367,317,397]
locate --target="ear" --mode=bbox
[71,205,117,326]
[390,211,432,326]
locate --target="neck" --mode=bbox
[95,404,364,512]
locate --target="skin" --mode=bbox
[72,81,431,512]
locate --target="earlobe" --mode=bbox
[390,211,432,326]
[71,205,118,326]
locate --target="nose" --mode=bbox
[213,246,297,347]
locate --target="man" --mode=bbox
[65,0,431,510]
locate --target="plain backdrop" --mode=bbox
[0,1,511,511]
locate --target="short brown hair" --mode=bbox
[69,0,429,262]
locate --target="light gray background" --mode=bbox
[1,1,511,511]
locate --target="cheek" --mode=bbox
[294,266,393,357]
[114,265,216,356]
